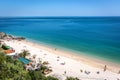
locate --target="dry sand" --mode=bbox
[4,40,120,80]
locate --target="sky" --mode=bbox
[0,0,120,16]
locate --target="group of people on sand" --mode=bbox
[25,55,42,71]
[25,62,41,71]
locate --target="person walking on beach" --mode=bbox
[104,65,107,72]
[55,48,57,51]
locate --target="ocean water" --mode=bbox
[0,17,120,63]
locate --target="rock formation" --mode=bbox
[0,32,25,40]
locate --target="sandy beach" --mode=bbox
[4,40,120,80]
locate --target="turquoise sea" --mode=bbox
[0,17,120,64]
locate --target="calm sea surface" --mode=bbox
[0,17,120,63]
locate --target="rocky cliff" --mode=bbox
[0,32,25,40]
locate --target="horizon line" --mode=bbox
[0,16,120,18]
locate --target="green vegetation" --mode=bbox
[66,77,79,80]
[0,52,27,80]
[0,52,58,80]
[19,49,30,58]
[0,47,4,53]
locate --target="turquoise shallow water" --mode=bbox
[0,17,120,64]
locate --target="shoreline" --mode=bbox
[21,39,120,73]
[3,39,120,79]
[5,32,120,71]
